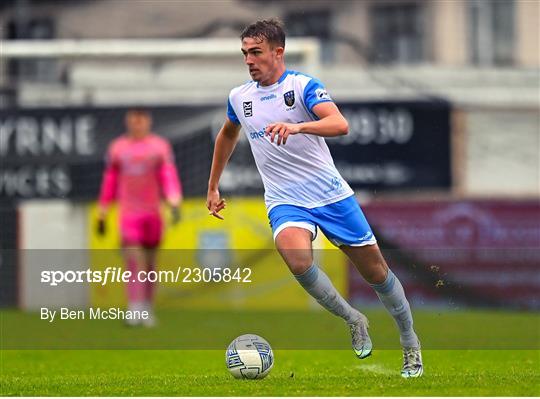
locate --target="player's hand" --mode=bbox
[206,188,226,220]
[96,218,106,236]
[265,122,301,146]
[170,206,181,225]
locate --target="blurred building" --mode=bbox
[1,0,538,66]
[1,0,538,99]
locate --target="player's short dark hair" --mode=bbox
[240,19,286,48]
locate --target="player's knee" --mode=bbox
[275,227,312,247]
[275,227,313,274]
[287,259,313,275]
[364,266,387,285]
[279,249,312,274]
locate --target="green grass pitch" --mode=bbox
[1,309,539,396]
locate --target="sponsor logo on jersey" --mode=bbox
[243,101,253,117]
[260,94,277,102]
[283,90,295,107]
[321,176,344,194]
[315,88,331,101]
[249,129,265,140]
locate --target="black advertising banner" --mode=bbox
[0,106,219,201]
[0,206,17,306]
[219,100,452,194]
[327,101,452,190]
[0,101,451,201]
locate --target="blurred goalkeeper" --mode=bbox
[97,108,182,327]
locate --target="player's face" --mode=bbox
[125,112,152,138]
[241,37,284,85]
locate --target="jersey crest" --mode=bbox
[283,90,295,107]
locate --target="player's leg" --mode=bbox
[143,248,158,305]
[274,225,372,358]
[314,195,422,375]
[138,247,158,327]
[341,244,419,347]
[120,213,151,326]
[341,244,422,377]
[139,213,163,327]
[319,195,422,376]
[122,245,148,326]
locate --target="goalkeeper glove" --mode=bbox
[96,218,106,236]
[171,206,181,225]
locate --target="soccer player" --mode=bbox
[98,108,182,327]
[206,19,423,377]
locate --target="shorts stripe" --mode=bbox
[273,221,317,241]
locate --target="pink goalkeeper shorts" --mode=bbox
[120,212,163,248]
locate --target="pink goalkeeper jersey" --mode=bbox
[98,133,182,215]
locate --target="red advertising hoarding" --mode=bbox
[350,200,540,309]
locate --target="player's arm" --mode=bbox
[265,102,348,146]
[158,140,183,224]
[207,118,241,220]
[97,146,119,235]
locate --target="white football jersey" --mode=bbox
[227,70,353,211]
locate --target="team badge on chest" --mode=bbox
[283,90,295,107]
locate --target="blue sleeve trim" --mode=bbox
[302,78,334,114]
[227,98,240,125]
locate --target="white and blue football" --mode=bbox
[226,334,274,379]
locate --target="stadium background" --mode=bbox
[0,0,538,338]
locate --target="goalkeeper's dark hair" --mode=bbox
[240,19,286,48]
[126,107,151,117]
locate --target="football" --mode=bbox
[225,334,274,379]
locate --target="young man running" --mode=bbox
[207,19,422,377]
